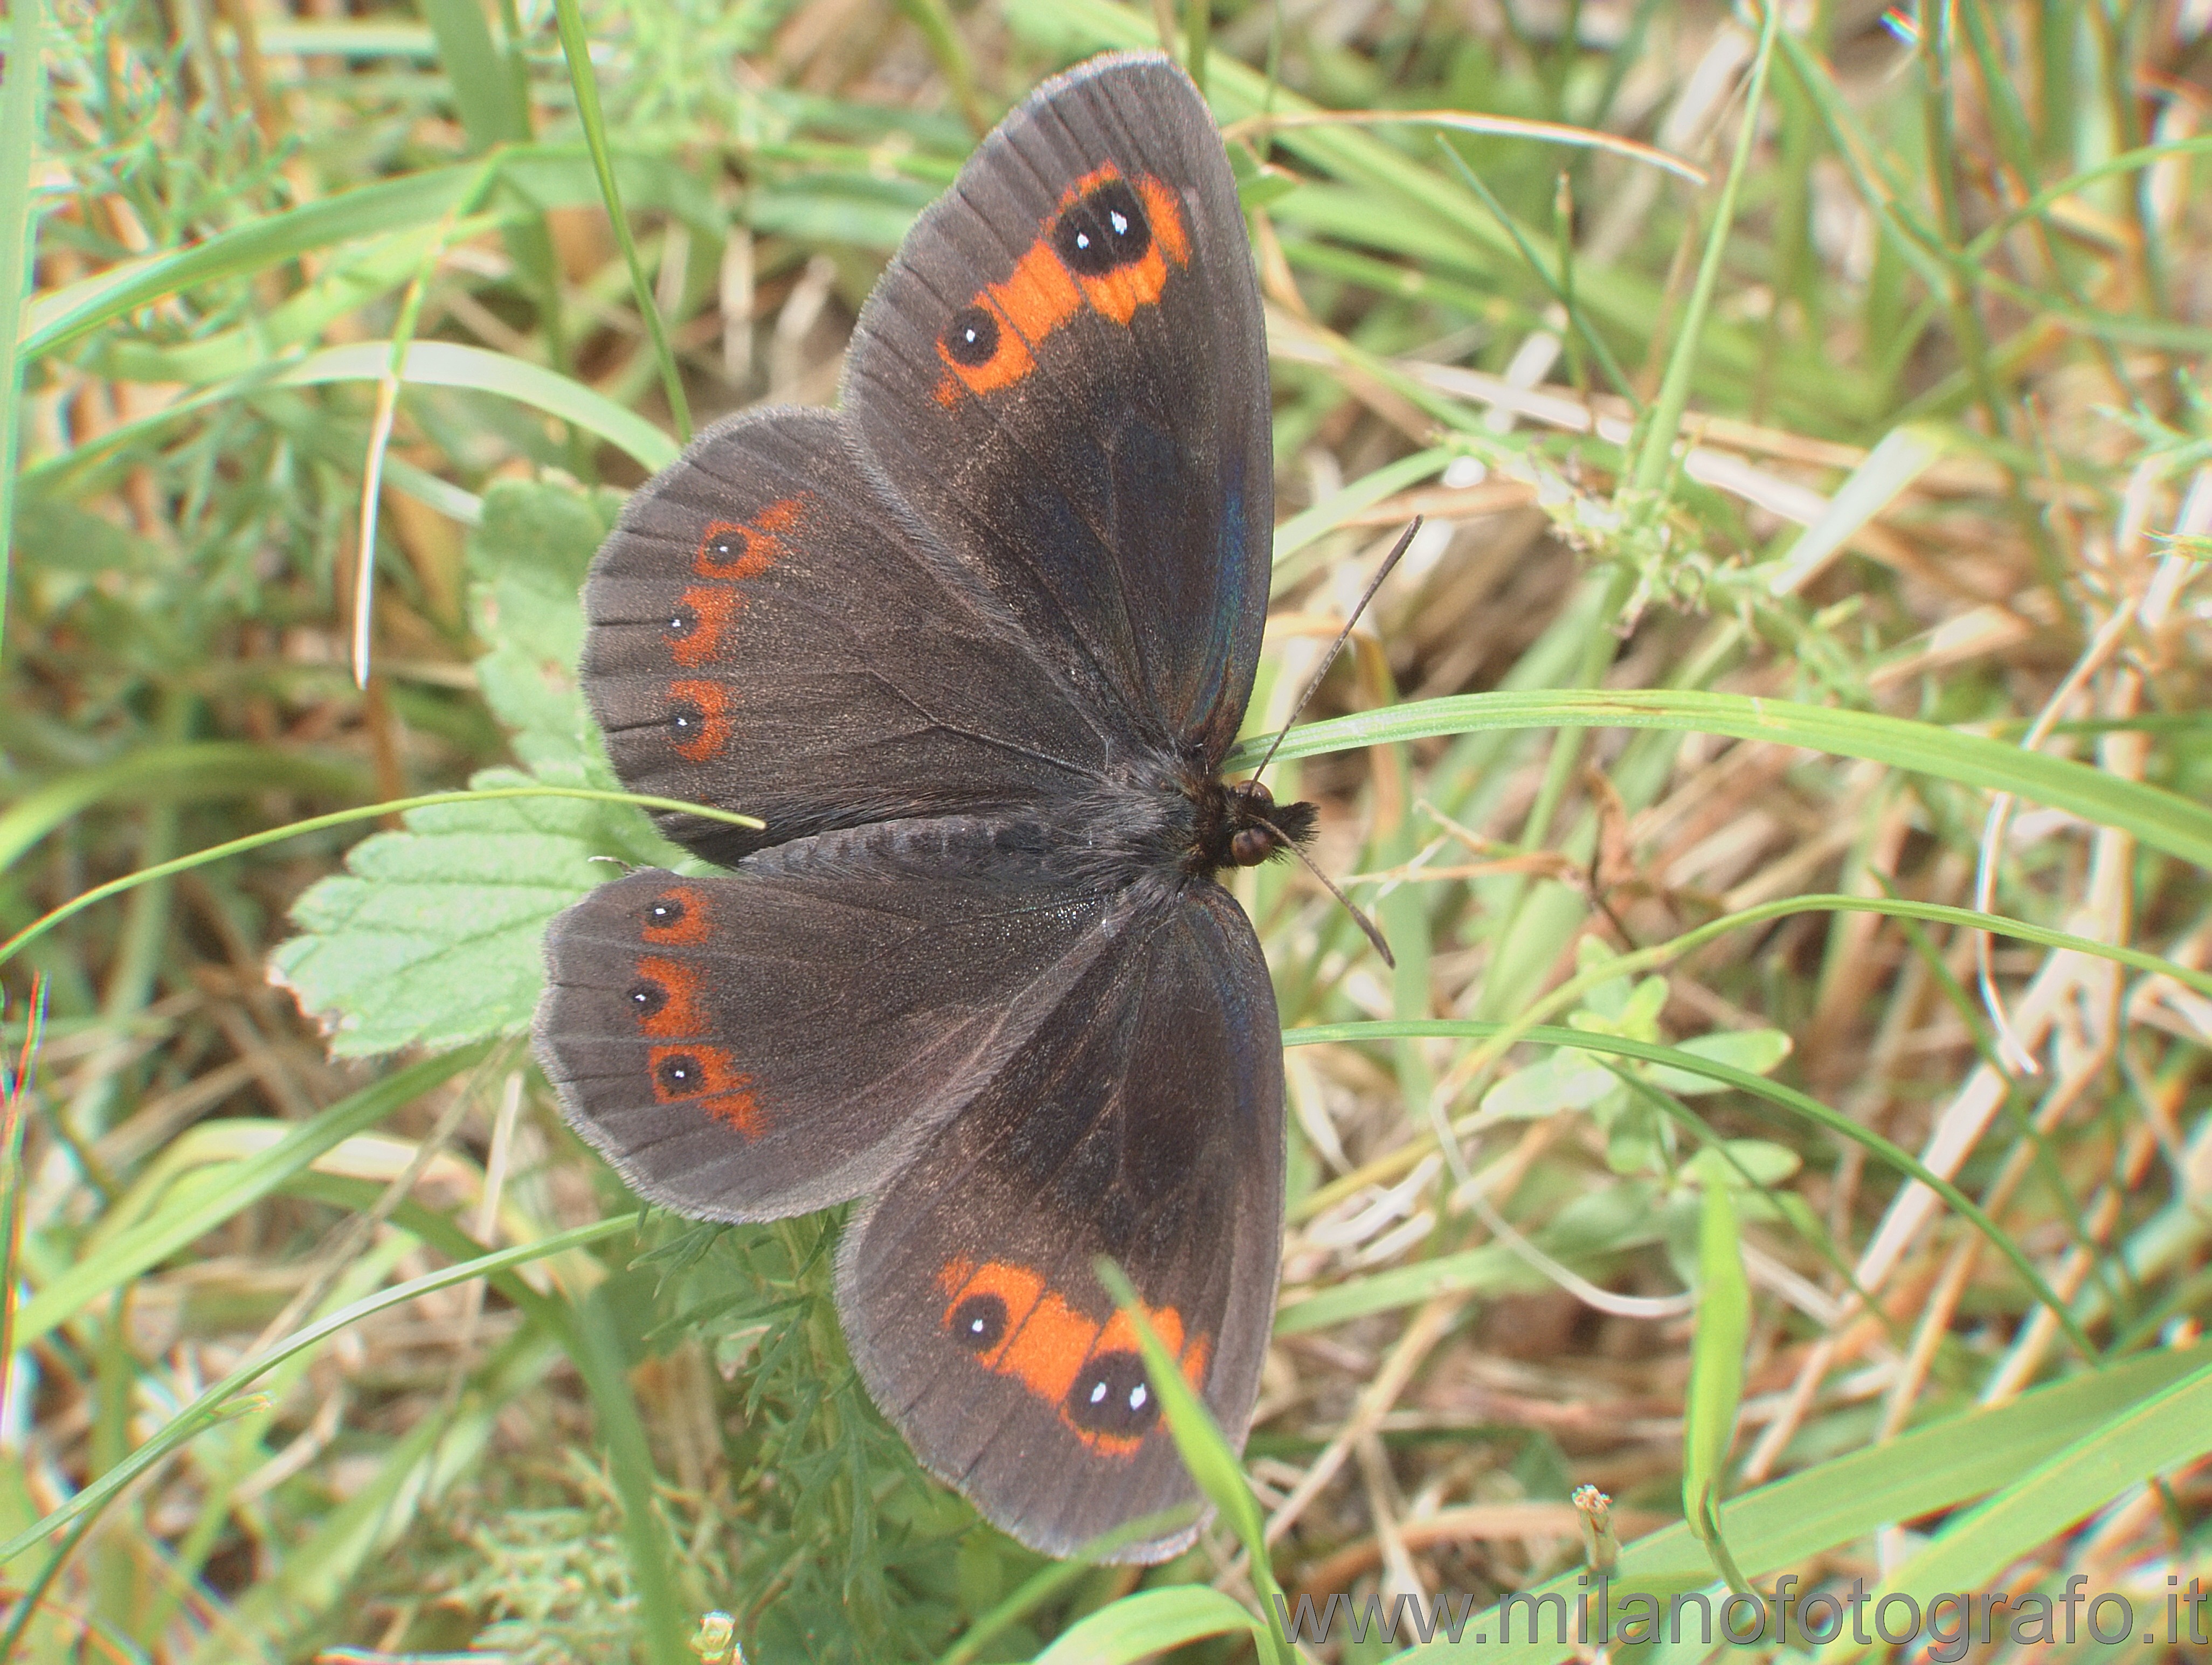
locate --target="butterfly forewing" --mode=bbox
[583,408,1109,867]
[844,53,1273,766]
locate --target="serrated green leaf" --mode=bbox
[466,476,623,769]
[269,767,674,1056]
[273,476,683,1056]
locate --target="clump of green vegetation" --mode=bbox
[4,1,2208,1662]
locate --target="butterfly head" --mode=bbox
[1193,777,1318,874]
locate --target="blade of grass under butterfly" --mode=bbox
[1093,1259,1291,1665]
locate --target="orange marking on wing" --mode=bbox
[935,240,1075,400]
[669,585,741,668]
[632,955,706,1038]
[641,885,709,946]
[1059,164,1124,205]
[647,1043,763,1135]
[1076,242,1169,325]
[667,678,730,762]
[693,496,805,581]
[935,167,1188,402]
[943,1259,1209,1454]
[936,1257,979,1298]
[1179,1334,1212,1394]
[1097,1306,1184,1359]
[1079,177,1188,324]
[998,1288,1103,1408]
[754,497,804,533]
[992,241,1084,351]
[1096,1305,1210,1395]
[946,1260,1047,1364]
[1137,176,1190,266]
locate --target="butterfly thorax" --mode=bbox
[1051,758,1317,889]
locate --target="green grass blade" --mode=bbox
[420,0,529,149]
[1279,1011,2089,1350]
[551,0,691,442]
[1810,1357,2212,1664]
[1229,689,2212,872]
[0,785,761,967]
[1269,446,1450,584]
[1032,1585,1262,1664]
[23,165,489,360]
[22,146,723,364]
[0,1215,630,1569]
[0,0,44,663]
[1094,1259,1290,1663]
[12,1046,491,1347]
[1393,1342,2212,1662]
[21,338,683,479]
[1630,0,1778,492]
[574,1283,692,1665]
[1681,1180,1752,1593]
[0,741,365,873]
[268,339,681,470]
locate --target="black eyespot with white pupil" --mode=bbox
[1063,1350,1159,1438]
[628,979,667,1018]
[655,1053,701,1094]
[704,531,742,564]
[1054,181,1151,277]
[648,897,686,929]
[950,1292,1008,1352]
[668,696,704,736]
[666,605,697,638]
[943,304,999,366]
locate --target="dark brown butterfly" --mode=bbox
[533,51,1310,1562]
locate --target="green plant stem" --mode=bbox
[1629,0,1779,492]
[552,0,692,443]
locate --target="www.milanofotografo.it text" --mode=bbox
[1271,1574,2211,1656]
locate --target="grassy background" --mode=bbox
[4,0,2211,1660]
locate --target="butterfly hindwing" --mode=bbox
[844,53,1272,765]
[582,407,1110,866]
[536,820,1123,1219]
[838,878,1285,1560]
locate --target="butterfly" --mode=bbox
[533,50,1315,1562]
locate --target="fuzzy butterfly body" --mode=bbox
[534,52,1308,1561]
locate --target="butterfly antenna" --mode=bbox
[1250,516,1422,787]
[1261,816,1398,970]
